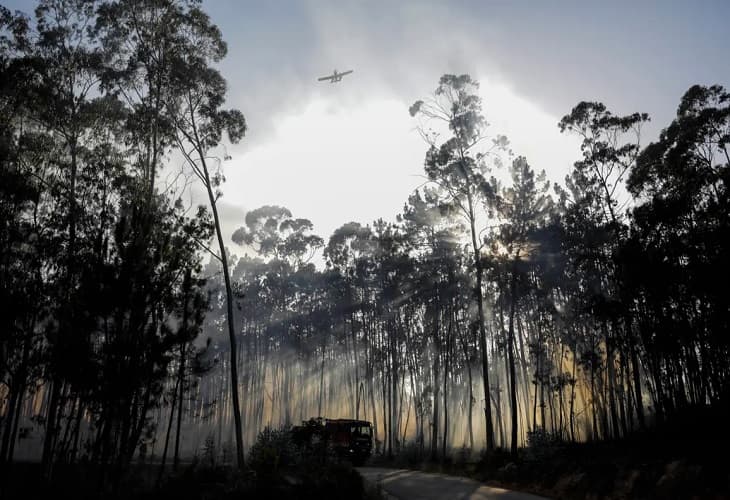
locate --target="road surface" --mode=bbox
[357,467,549,500]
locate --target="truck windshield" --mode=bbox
[351,425,371,436]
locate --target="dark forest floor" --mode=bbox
[0,460,381,500]
[368,404,730,499]
[2,405,728,499]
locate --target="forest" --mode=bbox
[1,0,729,498]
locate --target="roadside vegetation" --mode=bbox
[1,426,381,499]
[368,404,729,498]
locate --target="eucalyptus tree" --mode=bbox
[1,7,214,475]
[96,0,192,197]
[0,0,228,475]
[558,102,648,227]
[494,157,554,455]
[172,271,210,470]
[559,101,650,436]
[87,190,212,475]
[227,254,269,434]
[232,206,323,427]
[233,205,324,266]
[496,157,553,455]
[98,0,249,468]
[627,84,730,415]
[523,203,580,440]
[409,74,508,450]
[124,1,250,467]
[368,218,414,457]
[400,189,443,457]
[0,6,38,464]
[324,222,379,434]
[10,0,137,474]
[0,139,41,464]
[322,224,363,420]
[232,207,324,350]
[399,187,464,458]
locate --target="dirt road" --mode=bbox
[357,467,549,500]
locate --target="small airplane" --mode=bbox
[317,69,353,83]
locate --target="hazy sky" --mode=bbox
[201,0,730,252]
[5,0,730,256]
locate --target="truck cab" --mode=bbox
[324,419,373,465]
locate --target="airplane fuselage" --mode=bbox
[318,69,353,83]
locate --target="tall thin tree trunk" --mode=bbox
[508,266,519,456]
[431,311,440,461]
[41,380,62,478]
[195,147,245,469]
[461,323,475,451]
[442,308,453,460]
[464,189,495,451]
[1,382,20,463]
[569,335,578,442]
[602,321,620,440]
[318,339,326,417]
[157,378,180,486]
[625,315,646,430]
[173,342,188,470]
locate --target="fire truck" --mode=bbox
[291,417,373,466]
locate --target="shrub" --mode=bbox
[455,444,474,468]
[202,433,217,467]
[246,425,368,499]
[525,428,563,461]
[247,426,299,480]
[475,447,512,480]
[393,440,426,467]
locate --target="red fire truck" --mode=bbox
[291,417,373,466]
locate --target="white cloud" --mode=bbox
[219,78,581,249]
[478,76,582,184]
[223,96,425,240]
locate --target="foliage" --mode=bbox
[525,428,563,461]
[247,426,299,480]
[246,426,366,500]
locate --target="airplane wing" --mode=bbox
[340,70,353,76]
[318,75,334,81]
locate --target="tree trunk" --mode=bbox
[508,267,519,456]
[41,380,62,478]
[318,339,326,417]
[157,378,180,486]
[461,323,475,451]
[475,260,495,451]
[625,314,646,430]
[442,308,453,460]
[173,343,188,470]
[431,309,440,461]
[464,189,495,451]
[197,153,245,469]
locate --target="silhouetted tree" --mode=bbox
[559,101,649,438]
[410,74,508,451]
[628,84,730,415]
[152,2,248,468]
[494,157,554,455]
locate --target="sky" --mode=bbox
[200,0,730,253]
[5,0,730,258]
